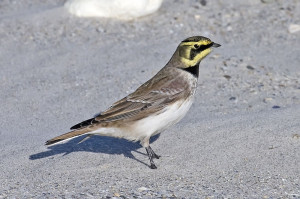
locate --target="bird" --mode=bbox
[46,36,221,169]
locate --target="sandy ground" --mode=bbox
[1,0,300,198]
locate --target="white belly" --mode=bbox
[132,98,194,138]
[89,98,194,142]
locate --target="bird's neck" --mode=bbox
[180,64,199,78]
[165,50,200,78]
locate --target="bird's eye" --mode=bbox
[194,44,200,49]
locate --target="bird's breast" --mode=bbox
[132,97,194,138]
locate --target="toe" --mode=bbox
[150,164,157,169]
[154,154,160,159]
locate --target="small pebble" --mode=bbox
[268,145,278,150]
[246,65,255,70]
[138,187,149,192]
[200,0,207,6]
[211,54,220,59]
[224,75,231,80]
[194,15,201,20]
[288,24,300,34]
[263,98,273,103]
[227,26,233,31]
[261,0,274,3]
[96,27,106,33]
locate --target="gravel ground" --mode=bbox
[0,0,299,198]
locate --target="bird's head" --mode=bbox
[175,36,221,68]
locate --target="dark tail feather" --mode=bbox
[70,118,98,130]
[45,129,90,145]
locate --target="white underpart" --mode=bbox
[64,0,163,20]
[133,98,194,139]
[89,98,194,145]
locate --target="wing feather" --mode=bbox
[70,68,189,129]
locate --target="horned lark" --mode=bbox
[46,36,221,169]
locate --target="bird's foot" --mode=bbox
[148,145,160,159]
[153,153,160,159]
[150,163,157,169]
[146,146,159,169]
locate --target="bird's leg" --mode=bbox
[145,146,157,169]
[148,145,160,159]
[142,137,159,169]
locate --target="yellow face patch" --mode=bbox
[178,39,213,67]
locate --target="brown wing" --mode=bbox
[71,69,188,130]
[96,73,187,122]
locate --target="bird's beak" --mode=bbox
[212,42,221,48]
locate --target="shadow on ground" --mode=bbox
[29,134,160,167]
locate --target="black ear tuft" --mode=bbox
[182,36,210,43]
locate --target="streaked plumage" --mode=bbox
[46,36,221,169]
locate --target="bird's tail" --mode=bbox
[45,128,90,145]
